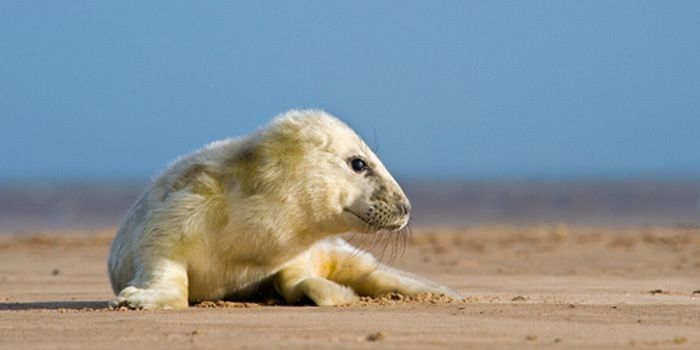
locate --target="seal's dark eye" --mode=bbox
[350,157,368,173]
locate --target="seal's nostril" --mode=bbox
[398,202,411,215]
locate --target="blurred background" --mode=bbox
[1,1,699,232]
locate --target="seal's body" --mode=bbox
[108,110,459,309]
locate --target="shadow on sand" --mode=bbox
[0,301,108,311]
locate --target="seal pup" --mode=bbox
[108,109,460,309]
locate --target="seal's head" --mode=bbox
[240,109,411,236]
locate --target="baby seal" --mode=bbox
[108,109,460,309]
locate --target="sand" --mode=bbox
[1,225,699,349]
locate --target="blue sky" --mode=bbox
[1,1,699,180]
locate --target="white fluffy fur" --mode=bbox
[108,109,460,309]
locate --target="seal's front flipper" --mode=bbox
[345,265,463,300]
[276,238,462,305]
[274,259,358,306]
[110,259,189,310]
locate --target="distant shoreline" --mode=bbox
[1,179,699,233]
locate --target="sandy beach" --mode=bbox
[1,225,699,349]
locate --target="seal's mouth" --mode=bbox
[343,209,371,225]
[382,223,403,231]
[343,209,404,232]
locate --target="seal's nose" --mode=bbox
[397,201,412,216]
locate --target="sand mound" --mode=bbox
[350,292,461,306]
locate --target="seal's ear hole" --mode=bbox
[348,156,369,173]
